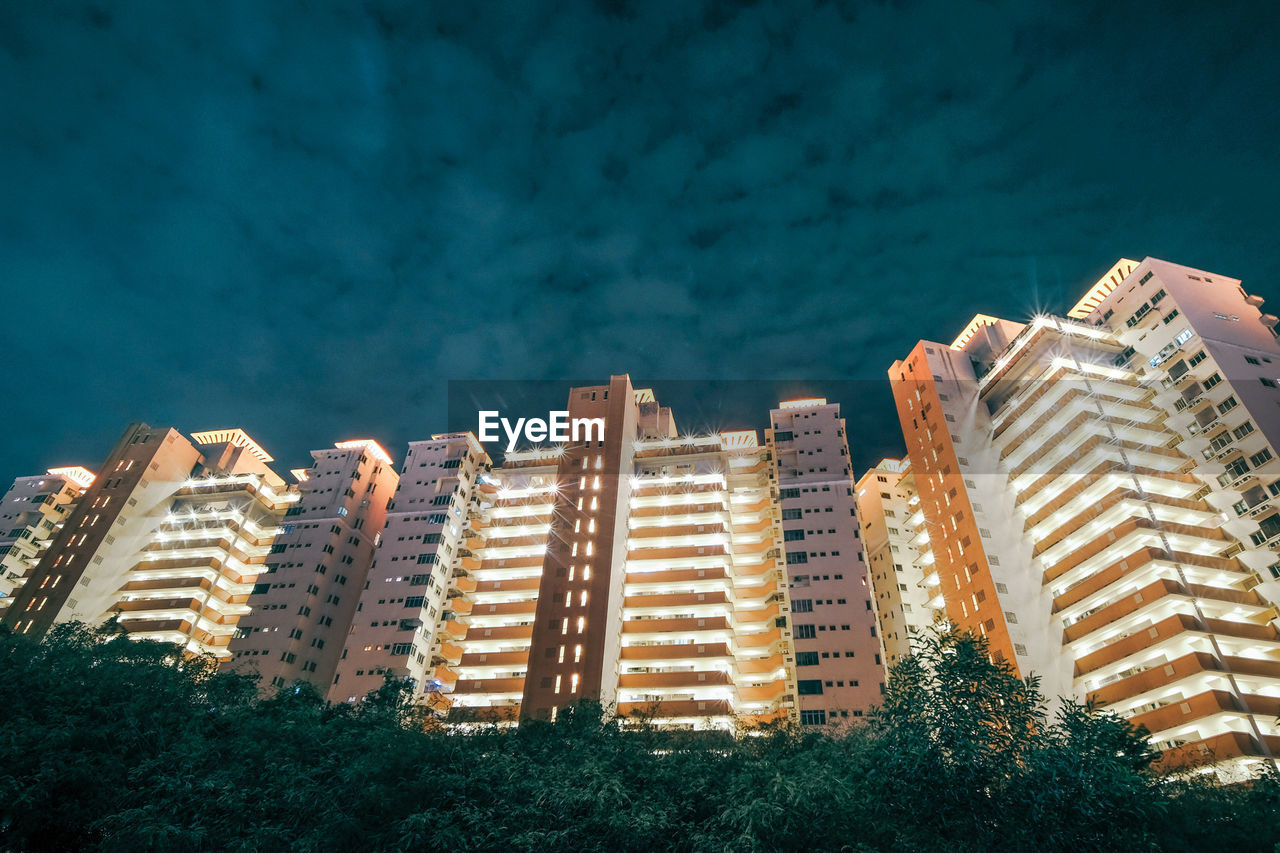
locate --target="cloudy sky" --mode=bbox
[2,0,1278,478]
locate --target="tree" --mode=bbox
[1,623,1277,852]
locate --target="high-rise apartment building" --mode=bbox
[768,399,884,725]
[1,380,913,734]
[328,433,490,705]
[889,258,1280,772]
[2,425,297,660]
[0,467,95,616]
[226,440,397,691]
[439,377,799,729]
[854,458,939,667]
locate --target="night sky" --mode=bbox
[3,1,1279,481]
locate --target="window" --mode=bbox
[1188,350,1207,367]
[1246,356,1261,365]
[794,624,816,639]
[1252,515,1280,545]
[390,643,412,655]
[1251,449,1274,468]
[800,710,827,725]
[1224,457,1250,480]
[1125,302,1152,327]
[796,651,820,666]
[1234,422,1255,440]
[782,508,802,520]
[1203,373,1222,389]
[1262,378,1278,388]
[797,679,824,695]
[1218,396,1238,415]
[405,596,424,608]
[1150,288,1166,305]
[792,599,814,613]
[786,552,808,564]
[784,529,805,541]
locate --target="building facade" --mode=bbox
[328,433,490,705]
[0,467,95,617]
[226,439,397,691]
[439,377,800,730]
[854,458,939,668]
[889,258,1280,773]
[768,399,885,725]
[2,425,297,660]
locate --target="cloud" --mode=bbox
[1,0,1278,477]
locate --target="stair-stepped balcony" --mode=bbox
[618,670,733,690]
[1156,730,1280,772]
[1042,519,1230,591]
[627,522,728,542]
[463,599,536,619]
[1073,613,1212,678]
[1062,577,1273,647]
[630,500,727,519]
[624,565,731,591]
[619,642,733,666]
[736,680,789,705]
[622,616,731,639]
[457,650,529,670]
[470,576,542,601]
[614,698,734,723]
[1087,650,1280,709]
[734,653,786,677]
[731,625,785,650]
[456,623,533,643]
[1052,547,1249,619]
[450,676,525,699]
[623,590,729,612]
[626,543,731,564]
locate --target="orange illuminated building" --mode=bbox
[890,259,1280,774]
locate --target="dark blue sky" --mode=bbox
[3,1,1278,479]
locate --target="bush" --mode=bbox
[0,623,1275,852]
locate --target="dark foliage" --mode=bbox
[0,624,1275,852]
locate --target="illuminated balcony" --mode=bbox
[616,698,733,719]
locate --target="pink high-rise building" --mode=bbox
[227,440,397,691]
[768,398,884,725]
[330,433,491,705]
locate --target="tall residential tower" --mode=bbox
[889,258,1280,773]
